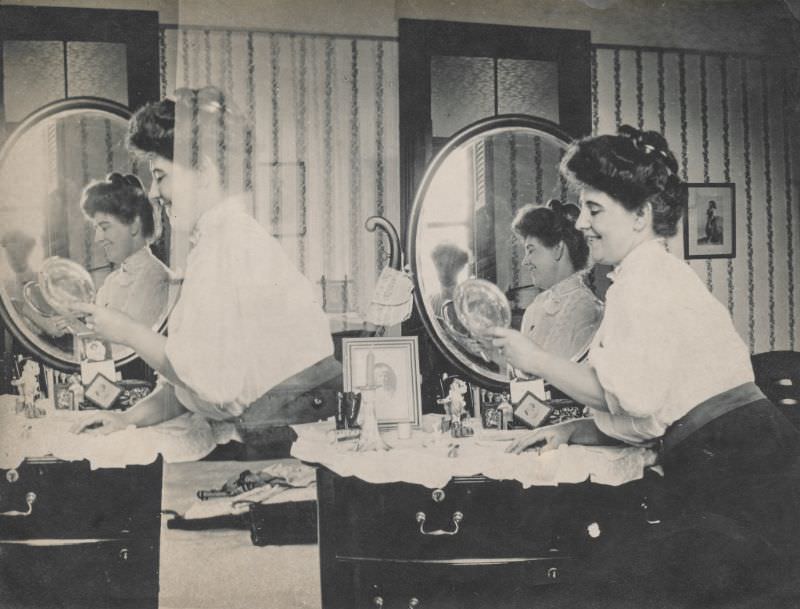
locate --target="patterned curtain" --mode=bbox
[160,27,400,326]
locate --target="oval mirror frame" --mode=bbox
[0,97,162,371]
[408,115,575,389]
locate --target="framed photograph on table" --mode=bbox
[683,183,736,259]
[342,337,422,428]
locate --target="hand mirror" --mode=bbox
[37,256,96,315]
[453,279,511,340]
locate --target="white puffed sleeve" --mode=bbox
[165,205,333,419]
[589,271,680,420]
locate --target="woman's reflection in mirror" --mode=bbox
[512,199,603,365]
[81,173,172,332]
[0,229,70,339]
[429,242,469,318]
[69,87,333,436]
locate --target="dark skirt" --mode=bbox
[588,399,800,605]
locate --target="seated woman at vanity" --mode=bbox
[491,125,800,598]
[81,172,172,331]
[71,86,334,434]
[512,199,602,365]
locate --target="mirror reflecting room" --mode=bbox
[0,101,167,366]
[413,118,577,384]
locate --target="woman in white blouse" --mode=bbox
[491,125,799,599]
[70,87,334,433]
[512,199,602,364]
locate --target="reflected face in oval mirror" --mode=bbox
[0,100,171,368]
[412,117,602,386]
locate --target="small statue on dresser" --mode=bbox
[12,359,45,418]
[437,375,473,438]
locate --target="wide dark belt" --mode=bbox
[234,354,342,431]
[660,381,766,457]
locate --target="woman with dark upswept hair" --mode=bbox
[511,199,602,364]
[491,125,800,602]
[69,87,334,435]
[81,172,171,332]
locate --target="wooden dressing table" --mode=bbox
[294,422,660,609]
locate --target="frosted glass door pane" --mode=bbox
[66,42,128,106]
[431,56,494,138]
[3,41,66,122]
[497,59,559,123]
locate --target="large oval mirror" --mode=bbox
[0,98,169,370]
[409,115,581,388]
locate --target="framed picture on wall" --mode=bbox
[342,337,422,428]
[683,183,736,259]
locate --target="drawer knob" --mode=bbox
[5,469,19,483]
[0,491,36,517]
[547,567,559,580]
[431,489,445,503]
[372,595,384,608]
[408,597,420,608]
[416,511,463,536]
[587,522,601,538]
[119,548,129,561]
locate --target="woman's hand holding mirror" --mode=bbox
[67,302,136,346]
[489,326,544,374]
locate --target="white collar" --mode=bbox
[606,238,667,283]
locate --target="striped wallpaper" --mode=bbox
[592,46,799,353]
[159,27,798,353]
[160,27,400,318]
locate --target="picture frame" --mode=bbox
[342,336,422,428]
[683,183,736,259]
[84,373,122,410]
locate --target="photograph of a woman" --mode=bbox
[701,198,723,245]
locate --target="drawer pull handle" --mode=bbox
[372,595,384,608]
[415,511,463,536]
[1,492,36,517]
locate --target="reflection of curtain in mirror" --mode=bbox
[162,28,400,320]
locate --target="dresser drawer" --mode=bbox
[0,537,158,609]
[352,557,578,609]
[332,475,600,561]
[0,458,162,539]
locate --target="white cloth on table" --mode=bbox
[0,394,236,470]
[589,239,754,445]
[290,420,657,489]
[165,196,333,420]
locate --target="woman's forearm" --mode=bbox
[531,356,609,411]
[568,417,622,445]
[122,320,181,385]
[120,383,187,427]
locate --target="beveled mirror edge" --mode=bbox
[407,114,575,390]
[0,96,148,372]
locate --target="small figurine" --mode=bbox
[12,359,45,418]
[436,375,473,438]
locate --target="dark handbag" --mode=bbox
[248,500,317,546]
